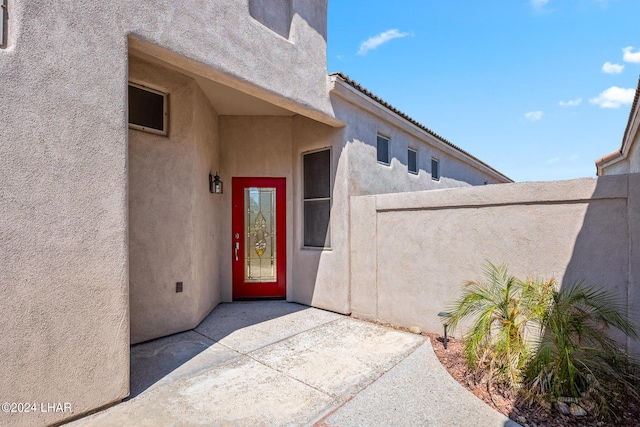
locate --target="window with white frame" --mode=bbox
[303,149,331,248]
[128,83,168,136]
[408,148,417,174]
[377,134,389,165]
[431,158,440,181]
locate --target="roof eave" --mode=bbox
[595,149,624,175]
[329,73,513,183]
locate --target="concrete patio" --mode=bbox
[68,301,518,427]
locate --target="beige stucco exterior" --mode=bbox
[1,1,337,425]
[128,56,222,344]
[4,1,638,426]
[350,175,640,354]
[1,2,509,424]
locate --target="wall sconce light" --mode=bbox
[209,172,223,194]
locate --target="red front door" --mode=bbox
[232,177,286,299]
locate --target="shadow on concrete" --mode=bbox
[129,301,309,398]
[193,300,308,342]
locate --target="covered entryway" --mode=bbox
[232,177,286,299]
[126,37,344,347]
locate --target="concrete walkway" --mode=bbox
[68,301,519,427]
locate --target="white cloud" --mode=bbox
[602,62,624,74]
[623,46,640,63]
[531,0,549,9]
[546,155,578,165]
[589,86,636,108]
[357,29,409,56]
[559,98,582,107]
[524,111,543,121]
[545,157,560,165]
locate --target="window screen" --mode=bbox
[128,83,168,135]
[377,135,389,164]
[408,149,417,174]
[431,158,440,181]
[303,149,331,248]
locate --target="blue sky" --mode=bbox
[327,0,640,182]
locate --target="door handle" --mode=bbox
[234,242,239,262]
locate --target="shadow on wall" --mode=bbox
[248,0,327,41]
[249,0,292,39]
[562,175,639,354]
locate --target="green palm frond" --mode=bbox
[442,263,639,418]
[443,262,551,387]
[522,281,640,419]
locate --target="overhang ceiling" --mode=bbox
[130,50,295,117]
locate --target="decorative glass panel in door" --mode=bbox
[232,178,286,299]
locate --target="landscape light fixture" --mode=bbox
[209,172,223,194]
[437,311,449,350]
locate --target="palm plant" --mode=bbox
[443,263,554,388]
[522,282,640,419]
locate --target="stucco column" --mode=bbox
[349,195,378,320]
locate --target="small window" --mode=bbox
[431,158,440,181]
[377,135,389,165]
[303,149,331,248]
[128,83,168,135]
[408,149,417,174]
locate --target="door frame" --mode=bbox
[231,177,287,299]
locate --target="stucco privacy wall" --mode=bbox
[282,93,506,313]
[276,92,511,315]
[280,89,514,315]
[128,57,220,344]
[0,1,335,425]
[350,175,640,354]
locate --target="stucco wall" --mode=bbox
[350,175,640,355]
[128,57,220,345]
[600,138,638,175]
[290,116,351,313]
[218,116,294,302]
[0,0,333,423]
[599,106,640,176]
[329,91,508,198]
[604,159,631,175]
[629,134,640,173]
[282,92,513,316]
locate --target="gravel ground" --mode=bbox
[425,333,639,427]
